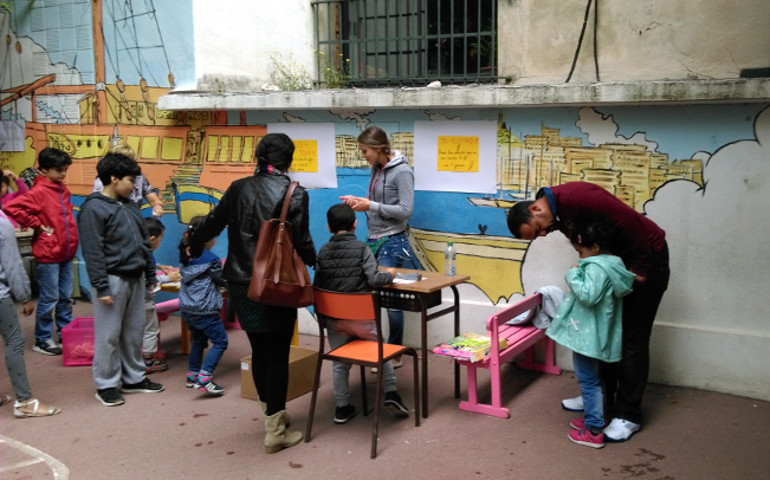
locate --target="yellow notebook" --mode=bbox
[432,332,508,362]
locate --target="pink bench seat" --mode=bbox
[457,293,562,418]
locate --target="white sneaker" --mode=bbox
[603,418,641,442]
[561,395,584,412]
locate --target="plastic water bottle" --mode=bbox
[444,241,456,277]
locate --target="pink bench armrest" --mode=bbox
[155,298,180,314]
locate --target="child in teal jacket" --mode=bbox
[546,222,635,449]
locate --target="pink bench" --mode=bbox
[457,293,562,418]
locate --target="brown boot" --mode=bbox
[264,410,302,454]
[260,400,290,427]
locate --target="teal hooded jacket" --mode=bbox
[546,254,636,362]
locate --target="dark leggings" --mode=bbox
[246,328,294,416]
[602,242,670,424]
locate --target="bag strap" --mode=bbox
[278,181,298,222]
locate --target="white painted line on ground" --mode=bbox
[0,434,69,479]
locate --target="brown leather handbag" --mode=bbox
[247,181,314,308]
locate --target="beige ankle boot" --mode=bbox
[264,410,303,454]
[260,400,290,426]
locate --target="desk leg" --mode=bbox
[451,285,460,399]
[181,318,191,355]
[420,298,429,419]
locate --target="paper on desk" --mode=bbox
[393,273,422,284]
[160,282,181,291]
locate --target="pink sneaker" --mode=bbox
[568,428,605,448]
[570,417,609,430]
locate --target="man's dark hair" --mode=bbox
[143,217,165,238]
[96,152,141,186]
[37,147,72,170]
[327,203,356,234]
[506,201,533,238]
[255,133,295,171]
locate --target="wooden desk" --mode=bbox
[378,268,470,418]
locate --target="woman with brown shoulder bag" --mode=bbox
[190,133,316,453]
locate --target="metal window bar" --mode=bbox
[312,0,501,87]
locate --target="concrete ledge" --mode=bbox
[158,78,770,111]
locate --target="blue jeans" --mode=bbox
[376,232,420,345]
[184,313,229,376]
[573,351,605,432]
[35,261,73,344]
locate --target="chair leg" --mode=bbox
[371,366,383,459]
[360,365,369,416]
[305,356,325,443]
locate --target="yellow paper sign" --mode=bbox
[291,139,318,172]
[437,136,479,172]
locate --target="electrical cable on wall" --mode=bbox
[565,0,600,82]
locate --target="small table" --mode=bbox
[377,268,470,418]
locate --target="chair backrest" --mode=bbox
[313,288,378,322]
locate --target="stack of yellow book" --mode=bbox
[432,332,508,363]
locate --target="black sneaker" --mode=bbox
[334,404,357,424]
[384,391,409,418]
[95,388,125,407]
[120,378,165,394]
[32,339,62,356]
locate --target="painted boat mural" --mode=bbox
[408,227,529,304]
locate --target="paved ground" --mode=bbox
[1,300,769,480]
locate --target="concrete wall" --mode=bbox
[192,0,315,91]
[483,0,770,85]
[189,0,770,90]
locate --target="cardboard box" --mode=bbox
[241,346,318,401]
[62,317,95,366]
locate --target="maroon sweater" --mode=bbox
[546,182,666,277]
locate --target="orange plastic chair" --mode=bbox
[305,288,420,458]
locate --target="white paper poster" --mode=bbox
[414,121,497,193]
[267,123,337,189]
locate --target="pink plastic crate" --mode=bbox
[62,317,95,366]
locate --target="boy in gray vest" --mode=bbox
[313,203,408,424]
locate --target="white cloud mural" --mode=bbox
[576,106,659,151]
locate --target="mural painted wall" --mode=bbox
[2,1,769,401]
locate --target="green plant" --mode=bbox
[269,52,313,91]
[1,0,35,15]
[316,51,350,89]
[470,35,495,66]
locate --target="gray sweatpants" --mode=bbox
[91,274,146,390]
[0,297,33,401]
[327,318,397,407]
[142,290,159,357]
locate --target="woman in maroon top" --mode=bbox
[507,181,670,442]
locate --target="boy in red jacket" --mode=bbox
[4,148,79,355]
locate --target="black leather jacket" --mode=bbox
[190,172,316,284]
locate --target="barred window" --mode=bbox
[312,0,499,87]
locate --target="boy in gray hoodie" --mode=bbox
[78,152,164,407]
